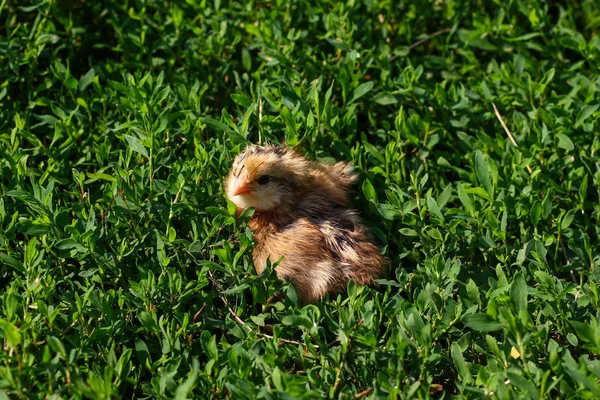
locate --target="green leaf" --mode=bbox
[138,311,159,334]
[426,195,444,222]
[348,82,374,104]
[564,367,600,397]
[556,133,574,151]
[373,93,398,105]
[362,179,377,202]
[135,339,151,367]
[530,202,542,226]
[152,86,171,107]
[203,117,228,133]
[64,76,79,90]
[506,32,542,42]
[575,104,599,127]
[464,187,489,200]
[507,372,539,399]
[570,321,599,346]
[108,79,129,95]
[241,48,252,71]
[465,279,481,306]
[510,273,528,324]
[152,107,171,135]
[282,315,313,330]
[451,342,472,384]
[501,208,508,233]
[78,268,98,278]
[54,238,87,253]
[567,332,578,346]
[376,204,399,220]
[457,182,474,215]
[362,141,385,164]
[55,238,83,251]
[474,150,493,199]
[462,313,502,332]
[231,93,253,108]
[221,283,250,295]
[0,319,21,348]
[561,209,576,230]
[4,293,18,320]
[47,336,66,357]
[0,253,25,273]
[16,220,52,235]
[112,121,141,132]
[326,38,349,51]
[86,172,116,182]
[174,358,199,400]
[125,134,149,158]
[78,68,95,91]
[437,185,452,208]
[399,228,418,237]
[579,175,588,204]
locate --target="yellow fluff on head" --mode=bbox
[225,144,387,304]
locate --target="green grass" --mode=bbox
[1,0,600,398]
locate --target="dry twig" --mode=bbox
[408,28,452,50]
[355,387,374,398]
[193,304,207,323]
[205,270,317,348]
[389,28,452,61]
[491,102,533,174]
[559,235,571,266]
[492,102,519,148]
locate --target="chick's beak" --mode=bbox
[232,180,253,196]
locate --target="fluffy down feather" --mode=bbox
[225,144,387,303]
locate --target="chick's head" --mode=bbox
[225,145,309,212]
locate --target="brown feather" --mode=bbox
[225,144,388,303]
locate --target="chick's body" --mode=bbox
[225,145,387,303]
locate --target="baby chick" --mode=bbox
[225,144,387,303]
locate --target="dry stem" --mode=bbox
[355,387,374,398]
[491,102,533,174]
[206,270,317,348]
[408,28,452,50]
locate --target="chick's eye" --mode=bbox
[256,175,272,185]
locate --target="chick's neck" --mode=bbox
[248,207,294,232]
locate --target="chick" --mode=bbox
[225,144,387,303]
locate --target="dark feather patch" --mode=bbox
[234,163,245,177]
[272,145,288,157]
[249,146,265,155]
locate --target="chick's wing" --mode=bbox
[253,217,344,303]
[316,213,387,285]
